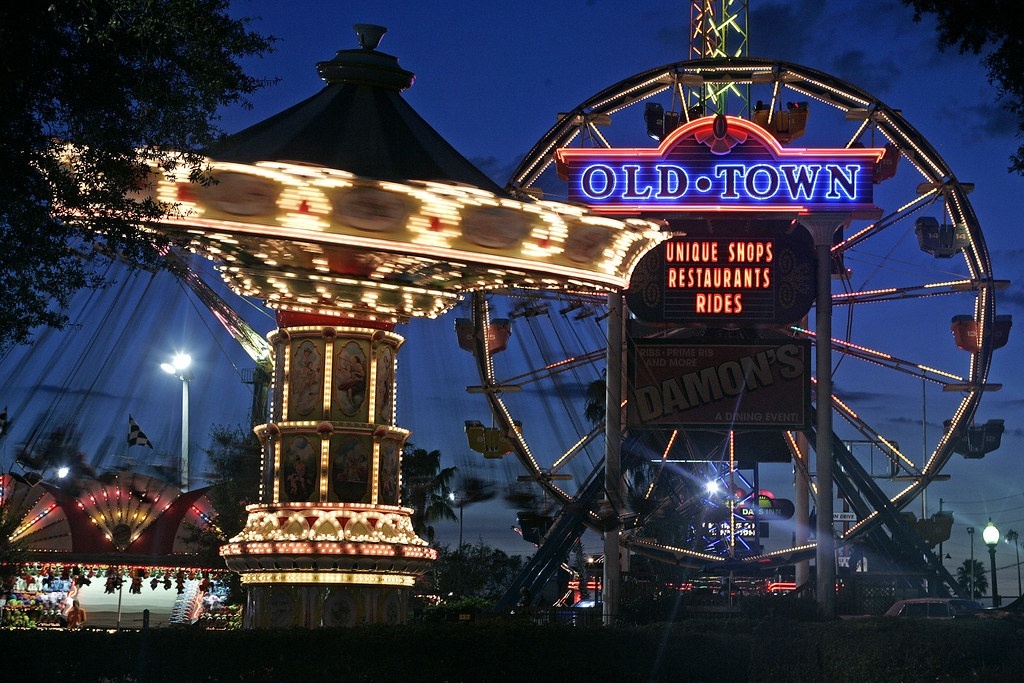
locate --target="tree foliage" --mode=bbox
[0,497,29,589]
[955,557,989,599]
[0,2,275,347]
[401,445,457,543]
[584,375,606,426]
[182,423,261,603]
[427,541,526,601]
[202,424,263,541]
[903,0,1024,173]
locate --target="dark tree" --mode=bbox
[903,0,1024,173]
[202,424,263,541]
[183,423,262,604]
[0,498,29,591]
[430,541,526,600]
[400,445,458,542]
[0,2,275,347]
[955,557,989,599]
[584,375,606,426]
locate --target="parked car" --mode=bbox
[885,597,983,619]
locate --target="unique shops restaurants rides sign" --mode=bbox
[556,115,885,430]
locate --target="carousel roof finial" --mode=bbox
[316,23,414,91]
[354,24,387,51]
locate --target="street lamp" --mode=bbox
[161,352,192,492]
[1007,529,1021,600]
[450,477,496,549]
[449,492,465,548]
[967,526,975,599]
[983,519,1000,607]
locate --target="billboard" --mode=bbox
[628,338,812,430]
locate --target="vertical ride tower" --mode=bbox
[223,311,431,628]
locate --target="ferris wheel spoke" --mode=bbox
[836,191,940,253]
[831,278,1009,306]
[796,325,971,386]
[824,385,922,480]
[495,351,604,388]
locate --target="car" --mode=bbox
[948,598,986,615]
[885,597,983,619]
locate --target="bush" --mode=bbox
[416,595,495,623]
[3,615,1024,682]
[738,593,824,621]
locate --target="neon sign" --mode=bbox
[555,115,884,214]
[666,239,772,315]
[626,222,816,326]
[703,520,757,539]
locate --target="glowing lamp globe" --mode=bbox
[984,519,1000,547]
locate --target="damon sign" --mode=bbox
[555,115,884,215]
[628,338,812,430]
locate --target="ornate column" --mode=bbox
[221,311,436,628]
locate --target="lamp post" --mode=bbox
[983,519,1000,607]
[449,492,465,548]
[1007,529,1021,600]
[967,526,975,599]
[160,352,192,492]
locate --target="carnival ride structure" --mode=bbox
[132,24,663,628]
[468,56,1008,610]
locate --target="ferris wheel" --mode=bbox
[462,58,1008,581]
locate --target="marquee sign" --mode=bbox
[703,520,758,539]
[555,115,885,214]
[626,220,816,326]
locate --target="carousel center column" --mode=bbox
[221,310,436,628]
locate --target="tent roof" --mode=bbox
[207,25,504,193]
[4,473,220,569]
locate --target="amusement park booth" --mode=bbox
[0,472,234,629]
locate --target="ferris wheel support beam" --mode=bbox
[801,213,851,617]
[603,291,625,626]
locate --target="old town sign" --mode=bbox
[555,114,884,215]
[556,115,885,327]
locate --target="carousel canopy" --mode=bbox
[146,25,665,324]
[206,24,504,193]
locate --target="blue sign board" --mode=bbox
[556,115,884,214]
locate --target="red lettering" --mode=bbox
[728,241,774,263]
[694,293,743,314]
[666,241,719,263]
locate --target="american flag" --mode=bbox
[127,415,153,449]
